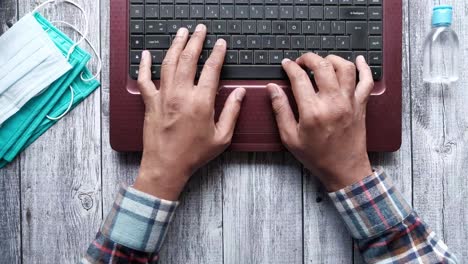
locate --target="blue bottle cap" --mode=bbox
[432,5,453,26]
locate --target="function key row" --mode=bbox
[131,5,382,20]
[131,0,382,5]
[130,34,382,50]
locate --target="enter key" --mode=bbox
[346,21,368,50]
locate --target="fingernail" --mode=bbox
[235,88,246,101]
[357,55,366,63]
[281,58,291,65]
[176,27,188,36]
[268,84,281,99]
[195,24,206,32]
[141,50,150,61]
[215,38,226,46]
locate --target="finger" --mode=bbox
[216,87,246,143]
[354,55,374,104]
[281,58,316,113]
[176,24,207,85]
[160,27,189,88]
[198,38,227,102]
[137,50,158,102]
[296,52,340,94]
[267,83,299,147]
[325,55,356,95]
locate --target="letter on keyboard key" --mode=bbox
[269,51,283,64]
[145,36,170,49]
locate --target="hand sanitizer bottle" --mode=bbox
[423,5,459,84]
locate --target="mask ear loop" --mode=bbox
[32,0,89,62]
[50,20,102,81]
[46,86,75,121]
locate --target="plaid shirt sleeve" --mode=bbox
[81,184,178,264]
[329,167,458,264]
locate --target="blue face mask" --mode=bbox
[0,8,100,168]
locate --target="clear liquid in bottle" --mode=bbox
[423,5,459,84]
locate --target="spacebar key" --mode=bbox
[219,65,287,80]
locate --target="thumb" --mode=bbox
[267,83,298,145]
[216,87,246,142]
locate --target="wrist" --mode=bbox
[314,155,373,192]
[133,157,191,201]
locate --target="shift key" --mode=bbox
[339,7,367,20]
[346,22,368,49]
[145,36,171,49]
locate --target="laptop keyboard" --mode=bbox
[129,0,383,80]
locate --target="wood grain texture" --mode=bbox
[223,153,303,264]
[0,2,21,263]
[304,172,353,264]
[411,0,468,261]
[17,0,102,263]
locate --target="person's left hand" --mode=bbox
[133,25,246,200]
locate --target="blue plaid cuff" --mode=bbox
[100,184,179,252]
[328,167,412,239]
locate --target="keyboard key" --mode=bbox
[302,21,316,34]
[346,21,368,49]
[294,6,308,19]
[181,20,197,32]
[309,6,323,19]
[306,36,320,49]
[262,35,276,49]
[150,50,165,64]
[131,36,144,49]
[131,20,144,34]
[130,5,144,18]
[369,7,382,20]
[160,5,174,18]
[235,5,249,19]
[371,66,382,80]
[284,50,299,60]
[276,36,290,49]
[265,6,279,19]
[220,65,287,79]
[218,35,232,47]
[145,5,159,18]
[205,5,219,19]
[324,6,338,20]
[167,20,181,33]
[257,21,272,34]
[250,6,264,19]
[321,36,335,49]
[329,51,352,61]
[239,50,253,64]
[369,36,382,50]
[146,20,166,34]
[331,21,345,34]
[225,50,239,64]
[280,6,294,19]
[369,22,382,35]
[130,50,143,64]
[220,5,234,19]
[213,21,227,33]
[269,51,284,64]
[204,35,217,48]
[228,20,242,34]
[368,51,382,65]
[272,21,287,34]
[339,7,367,20]
[232,35,247,48]
[145,35,171,49]
[317,21,331,34]
[336,36,350,49]
[243,21,257,34]
[175,6,189,18]
[247,35,262,48]
[287,21,301,34]
[191,5,204,18]
[291,35,305,49]
[254,51,269,64]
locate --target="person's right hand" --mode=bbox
[267,54,374,192]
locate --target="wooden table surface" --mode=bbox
[1,0,467,263]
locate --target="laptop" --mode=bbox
[110,0,402,152]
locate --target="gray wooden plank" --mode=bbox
[411,0,468,261]
[0,164,21,264]
[99,0,224,262]
[17,1,102,263]
[354,1,413,263]
[304,172,353,264]
[223,153,303,264]
[1,1,22,263]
